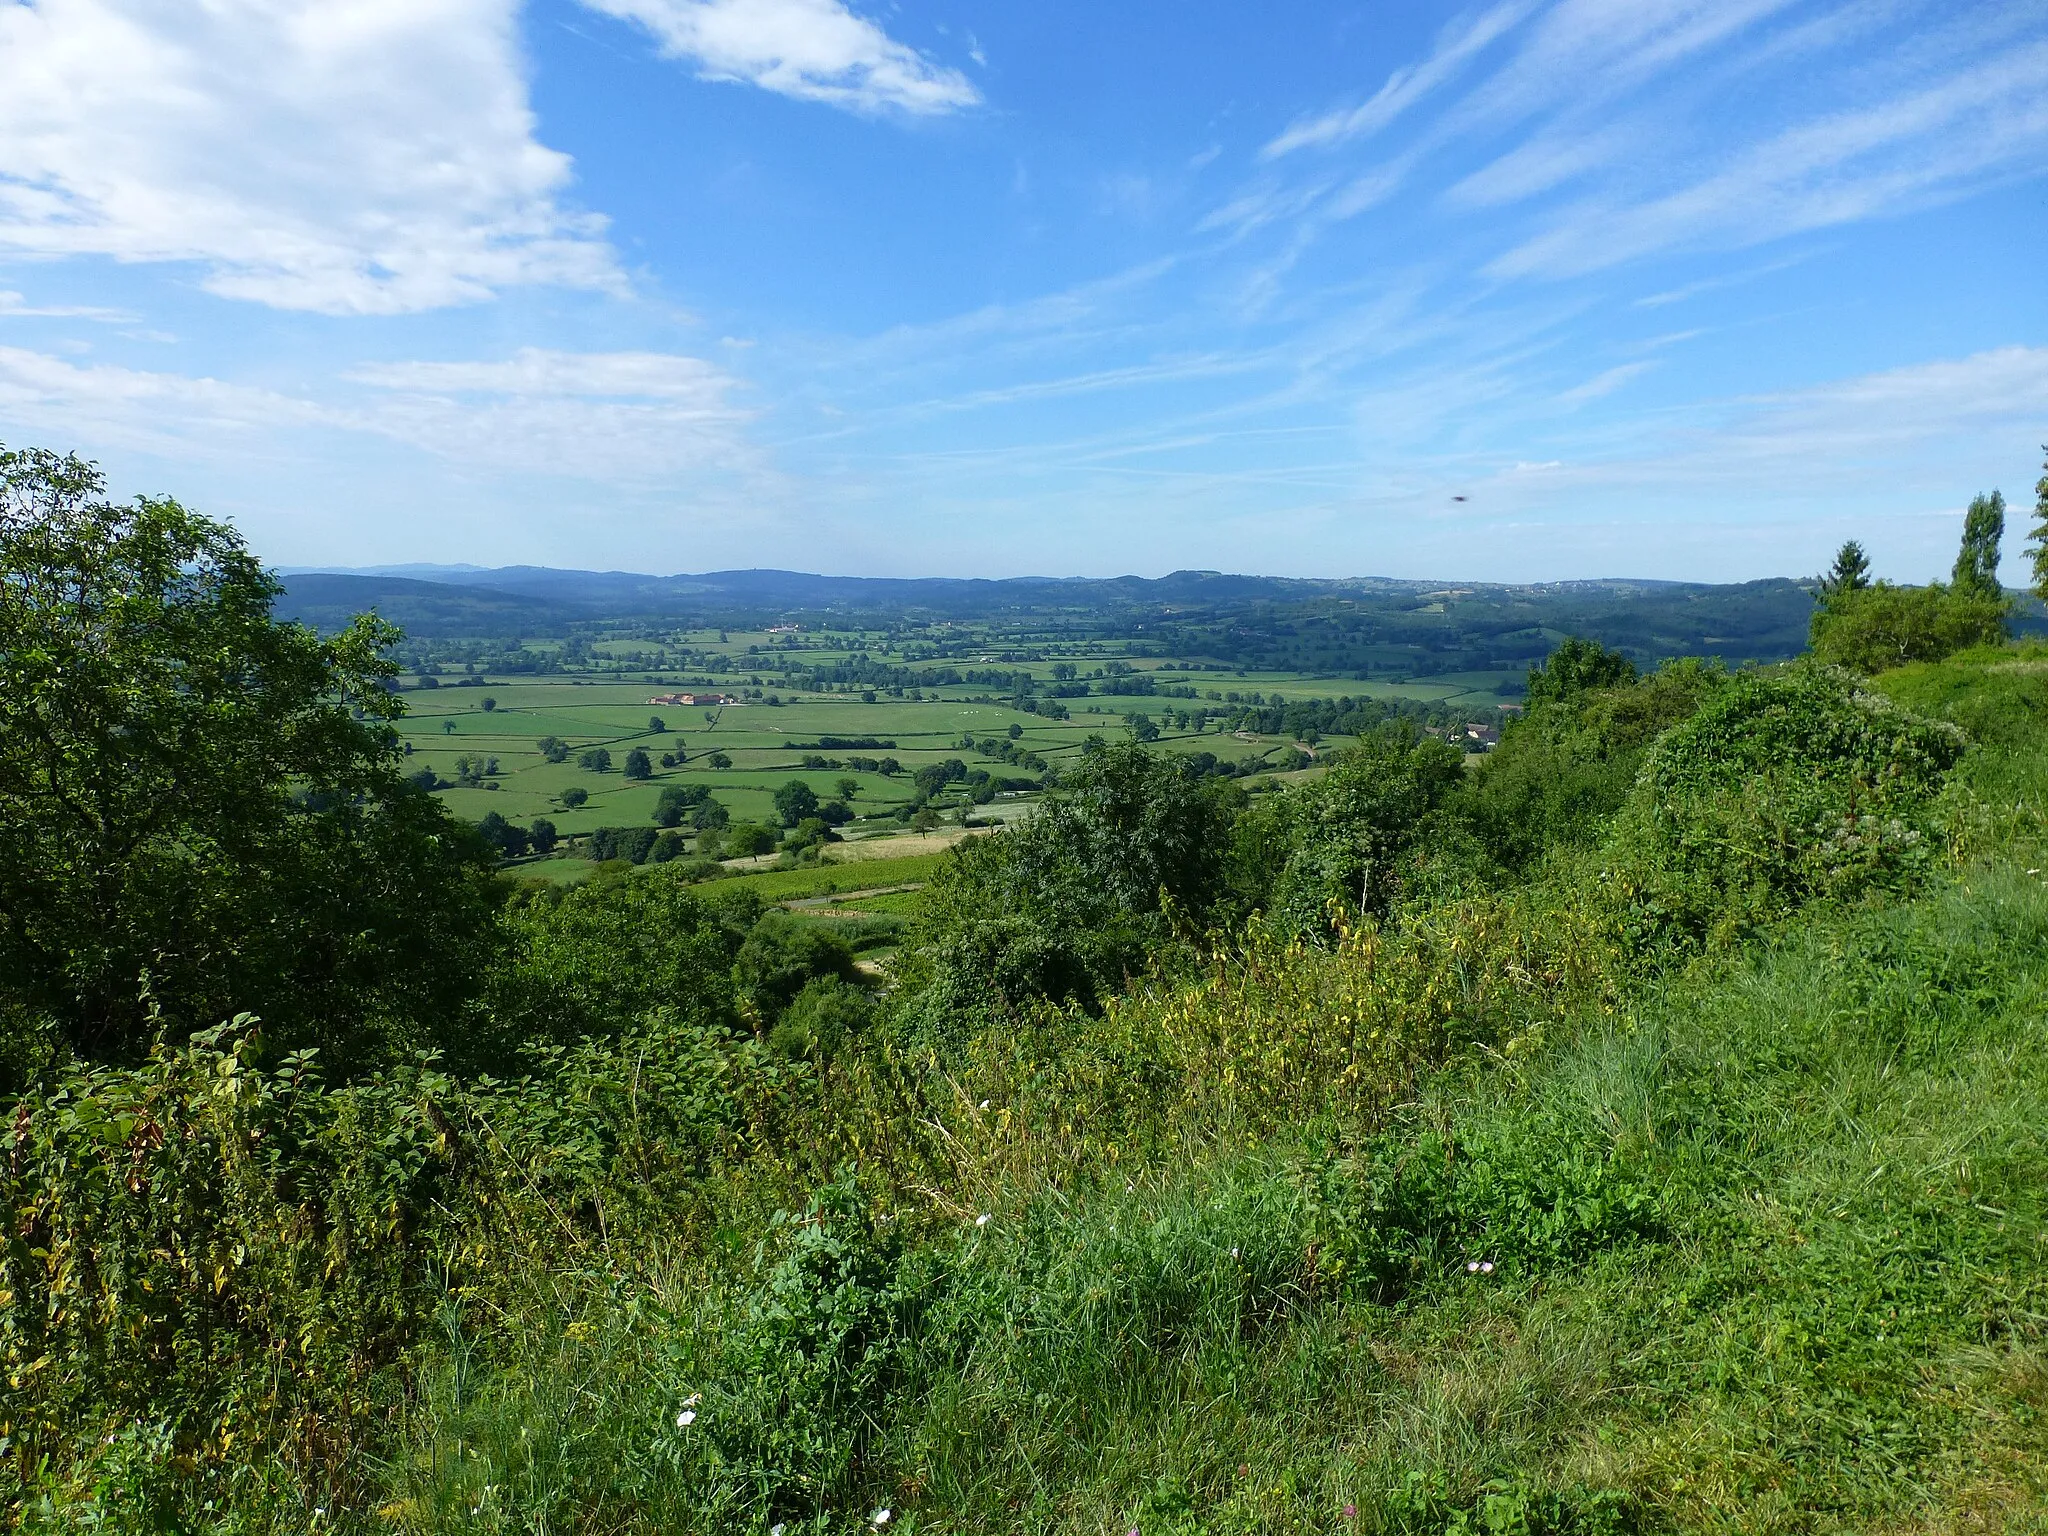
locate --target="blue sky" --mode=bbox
[1,0,2044,582]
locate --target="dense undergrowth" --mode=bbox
[10,470,2048,1536]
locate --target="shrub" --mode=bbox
[734,912,864,1023]
[690,1178,938,1526]
[1602,666,1965,951]
[1809,581,2009,674]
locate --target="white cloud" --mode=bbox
[0,344,336,452]
[1262,0,1536,158]
[0,344,755,480]
[1489,39,2048,277]
[580,0,978,114]
[0,290,135,321]
[349,346,756,478]
[0,0,620,314]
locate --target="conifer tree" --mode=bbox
[1819,539,1871,597]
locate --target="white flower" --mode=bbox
[676,1409,697,1427]
[1466,1261,1481,1273]
[873,1510,893,1526]
[975,1213,991,1227]
[979,1099,991,1110]
[682,1392,701,1407]
[1481,1261,1495,1274]
[772,1526,787,1536]
[1230,1247,1240,1259]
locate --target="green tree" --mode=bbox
[723,823,778,857]
[835,776,860,801]
[708,751,733,769]
[2027,447,2048,602]
[648,714,667,733]
[774,778,820,826]
[536,735,569,763]
[0,444,497,1073]
[1809,582,2008,673]
[480,696,496,712]
[487,871,745,1053]
[528,817,558,854]
[1255,726,1467,937]
[476,810,528,859]
[1818,539,1872,597]
[1525,637,1636,705]
[622,747,653,780]
[1953,491,2006,598]
[578,746,612,772]
[560,786,589,808]
[899,745,1237,1028]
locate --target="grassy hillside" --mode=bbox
[11,641,2048,1533]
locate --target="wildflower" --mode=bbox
[1481,1261,1495,1275]
[976,1212,991,1227]
[676,1409,697,1427]
[1344,1503,1358,1520]
[773,1526,787,1536]
[682,1392,701,1407]
[873,1510,893,1526]
[979,1099,991,1110]
[1230,1247,1240,1259]
[1466,1261,1481,1273]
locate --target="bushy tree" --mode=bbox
[487,870,747,1055]
[734,911,864,1023]
[1462,658,1727,872]
[529,817,559,854]
[2027,447,2048,602]
[1524,637,1635,706]
[1810,583,2007,673]
[1952,490,2005,599]
[0,444,497,1074]
[900,744,1237,1029]
[1251,726,1466,938]
[1604,666,1964,951]
[774,779,821,826]
[579,746,613,772]
[537,735,569,763]
[623,747,653,780]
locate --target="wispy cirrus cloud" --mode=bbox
[579,0,978,115]
[1261,0,1537,158]
[1489,38,2048,277]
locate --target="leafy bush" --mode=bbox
[1462,659,1725,872]
[898,744,1237,1032]
[1808,581,2008,674]
[1246,726,1465,937]
[734,911,865,1023]
[1601,666,1965,950]
[0,1022,454,1522]
[689,1177,939,1526]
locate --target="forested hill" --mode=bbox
[278,563,1834,671]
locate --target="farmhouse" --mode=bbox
[649,692,737,706]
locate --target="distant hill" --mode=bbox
[273,573,575,637]
[284,563,1708,623]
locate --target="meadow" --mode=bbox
[398,629,1517,879]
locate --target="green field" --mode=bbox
[398,638,1512,874]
